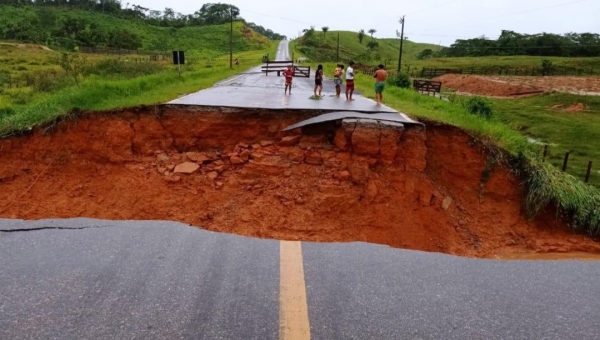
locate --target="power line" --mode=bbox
[239,8,314,26]
[406,0,464,16]
[408,0,593,34]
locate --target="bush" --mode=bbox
[0,107,16,117]
[30,69,66,92]
[8,89,33,105]
[541,59,554,76]
[464,96,495,119]
[83,59,164,77]
[387,73,411,89]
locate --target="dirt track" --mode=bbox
[1,106,599,258]
[435,74,600,97]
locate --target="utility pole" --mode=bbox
[397,16,405,73]
[229,5,233,69]
[336,32,340,62]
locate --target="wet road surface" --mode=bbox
[2,218,600,340]
[168,40,403,115]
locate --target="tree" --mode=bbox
[368,29,376,40]
[55,52,87,88]
[195,3,240,26]
[366,41,378,50]
[358,29,365,44]
[321,26,329,38]
[417,49,433,60]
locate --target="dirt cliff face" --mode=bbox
[1,106,598,258]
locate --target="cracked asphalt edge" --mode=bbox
[0,218,118,232]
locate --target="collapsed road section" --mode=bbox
[0,105,599,258]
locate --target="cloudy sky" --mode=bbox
[135,0,600,46]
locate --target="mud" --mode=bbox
[435,74,600,97]
[1,105,599,259]
[434,74,543,97]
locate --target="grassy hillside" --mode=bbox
[292,29,600,73]
[292,30,440,64]
[0,5,271,56]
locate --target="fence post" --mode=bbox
[542,144,548,162]
[562,151,570,172]
[585,161,593,183]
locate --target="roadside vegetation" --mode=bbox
[0,41,279,137]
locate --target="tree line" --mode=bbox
[0,1,285,50]
[418,30,600,59]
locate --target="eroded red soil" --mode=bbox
[434,74,600,97]
[1,106,598,258]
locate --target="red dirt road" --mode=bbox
[434,74,600,97]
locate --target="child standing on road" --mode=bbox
[373,64,388,105]
[334,64,344,97]
[345,61,355,101]
[314,64,324,97]
[283,65,294,95]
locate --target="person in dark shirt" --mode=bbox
[314,64,324,97]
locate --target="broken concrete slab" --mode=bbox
[282,111,421,132]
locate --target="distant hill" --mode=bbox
[292,29,442,65]
[0,4,275,56]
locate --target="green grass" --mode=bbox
[323,64,600,234]
[0,42,279,137]
[409,55,600,74]
[491,93,600,185]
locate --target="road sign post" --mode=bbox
[172,50,185,77]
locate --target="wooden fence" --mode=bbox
[542,145,597,185]
[79,46,166,56]
[419,66,597,78]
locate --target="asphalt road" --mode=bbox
[2,218,600,340]
[167,40,402,114]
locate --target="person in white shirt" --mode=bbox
[345,61,355,101]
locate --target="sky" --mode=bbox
[133,0,600,46]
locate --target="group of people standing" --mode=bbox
[312,61,355,101]
[283,61,388,105]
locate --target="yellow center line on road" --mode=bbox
[279,240,311,340]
